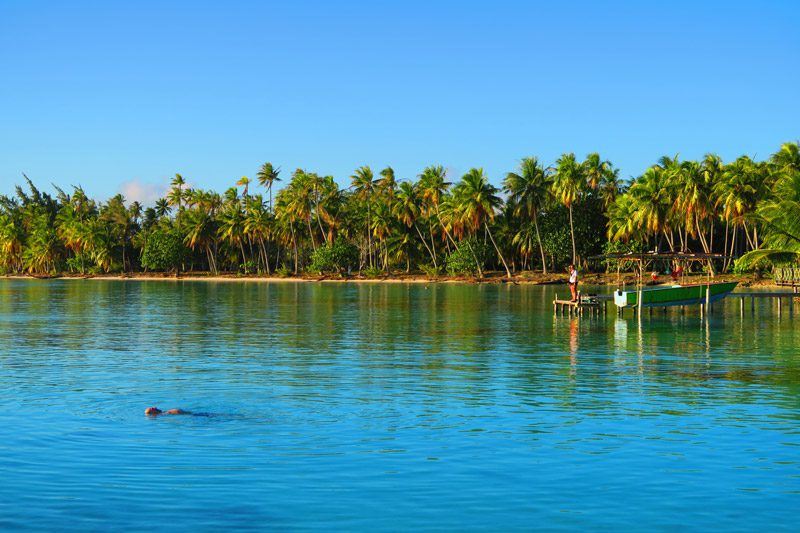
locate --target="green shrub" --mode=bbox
[239,260,259,274]
[362,266,384,278]
[141,229,184,272]
[733,256,772,275]
[419,263,443,278]
[308,240,359,274]
[446,238,491,276]
[275,265,293,277]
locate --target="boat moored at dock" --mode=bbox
[613,281,739,308]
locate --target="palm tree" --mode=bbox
[154,198,171,219]
[583,153,610,190]
[606,193,642,243]
[236,176,251,199]
[218,201,248,272]
[351,166,376,268]
[770,141,800,173]
[257,162,281,211]
[244,195,274,274]
[418,165,454,263]
[184,202,219,273]
[738,169,800,268]
[168,174,186,231]
[715,156,768,263]
[453,168,511,278]
[628,167,674,250]
[599,167,623,211]
[379,166,397,200]
[552,153,585,263]
[274,188,301,274]
[504,157,552,273]
[394,181,436,266]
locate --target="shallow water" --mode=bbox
[0,279,798,531]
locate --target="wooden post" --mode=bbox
[700,303,705,318]
[751,296,755,314]
[638,286,643,317]
[778,296,782,318]
[740,297,744,318]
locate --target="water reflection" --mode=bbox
[0,279,799,531]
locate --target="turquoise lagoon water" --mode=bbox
[0,279,798,531]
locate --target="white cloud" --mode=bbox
[118,179,168,207]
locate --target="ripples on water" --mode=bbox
[0,279,798,531]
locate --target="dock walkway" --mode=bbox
[554,290,798,318]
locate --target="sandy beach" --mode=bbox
[4,271,776,288]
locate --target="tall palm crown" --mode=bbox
[629,167,673,236]
[236,176,251,198]
[351,166,375,199]
[393,181,421,228]
[503,157,551,219]
[583,153,610,190]
[552,153,585,263]
[552,153,584,208]
[452,168,501,229]
[256,162,281,210]
[378,167,397,199]
[417,165,449,211]
[168,174,186,211]
[504,157,551,273]
[453,168,511,278]
[770,141,800,173]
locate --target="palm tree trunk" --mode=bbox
[290,221,298,274]
[307,217,317,252]
[414,223,436,267]
[485,223,511,279]
[722,219,729,271]
[568,204,577,264]
[269,185,273,212]
[240,242,248,273]
[463,238,483,278]
[428,220,438,266]
[315,192,327,243]
[533,208,547,274]
[260,236,271,275]
[366,200,373,268]
[742,221,755,250]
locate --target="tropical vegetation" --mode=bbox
[1,143,798,278]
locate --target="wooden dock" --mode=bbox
[553,291,607,316]
[554,290,798,318]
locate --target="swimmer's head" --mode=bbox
[145,407,162,416]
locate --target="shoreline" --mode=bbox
[2,271,778,288]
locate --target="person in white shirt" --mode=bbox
[568,264,578,301]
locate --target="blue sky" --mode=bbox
[1,0,797,205]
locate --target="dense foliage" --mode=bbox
[140,229,183,272]
[308,240,359,274]
[1,143,798,277]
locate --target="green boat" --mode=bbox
[613,281,739,308]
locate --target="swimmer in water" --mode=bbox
[145,406,191,416]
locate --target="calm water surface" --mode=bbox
[0,279,798,531]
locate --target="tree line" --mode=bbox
[1,142,798,278]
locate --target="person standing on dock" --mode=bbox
[568,264,578,302]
